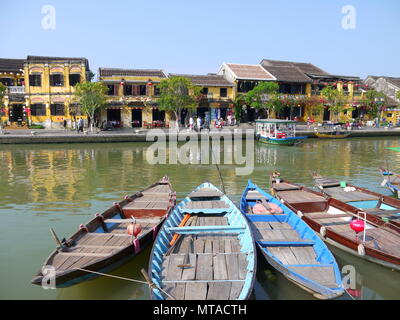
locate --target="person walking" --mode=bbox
[189,116,194,131]
[196,116,202,132]
[78,118,84,132]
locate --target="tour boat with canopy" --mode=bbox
[255,119,308,146]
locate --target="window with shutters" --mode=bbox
[31,104,46,116]
[50,104,65,116]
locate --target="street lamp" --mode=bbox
[374,97,385,128]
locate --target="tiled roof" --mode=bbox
[260,59,333,83]
[0,58,25,73]
[27,55,89,66]
[224,63,276,80]
[261,65,312,83]
[385,77,400,88]
[99,68,167,78]
[169,73,233,86]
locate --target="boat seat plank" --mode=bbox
[305,213,351,219]
[323,188,380,202]
[183,200,230,210]
[207,282,232,300]
[184,282,208,300]
[246,191,266,200]
[272,183,301,192]
[189,188,223,199]
[57,252,111,257]
[224,240,232,253]
[277,190,326,203]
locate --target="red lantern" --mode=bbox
[120,79,125,86]
[147,79,153,86]
[350,220,365,233]
[127,223,142,237]
[365,84,369,88]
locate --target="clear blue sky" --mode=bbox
[0,0,399,79]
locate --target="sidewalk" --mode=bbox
[0,123,399,144]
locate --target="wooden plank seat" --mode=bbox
[272,182,301,192]
[277,190,326,203]
[166,225,246,234]
[183,200,230,210]
[245,190,266,200]
[322,187,380,202]
[304,213,352,220]
[188,188,223,199]
[123,201,170,210]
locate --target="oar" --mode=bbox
[50,228,63,247]
[166,215,196,256]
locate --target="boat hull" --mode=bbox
[258,135,308,146]
[314,132,350,139]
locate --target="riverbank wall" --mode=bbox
[0,128,399,144]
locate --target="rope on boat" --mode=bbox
[341,285,357,301]
[74,268,175,300]
[207,131,226,194]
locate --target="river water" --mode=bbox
[0,137,399,300]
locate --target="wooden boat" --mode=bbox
[255,119,308,146]
[270,176,400,271]
[313,173,400,229]
[148,182,256,300]
[31,177,175,288]
[314,131,351,139]
[379,168,400,198]
[240,180,344,299]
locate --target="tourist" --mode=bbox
[196,116,202,132]
[189,116,194,131]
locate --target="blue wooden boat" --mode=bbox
[148,182,256,300]
[240,180,344,299]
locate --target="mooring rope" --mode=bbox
[75,268,175,300]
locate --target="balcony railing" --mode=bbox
[7,86,25,94]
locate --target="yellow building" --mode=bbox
[24,55,90,128]
[98,68,169,128]
[169,73,235,125]
[0,58,26,126]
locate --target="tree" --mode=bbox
[245,82,280,118]
[320,86,350,122]
[74,82,108,132]
[396,90,400,102]
[157,76,201,131]
[304,96,326,119]
[362,89,387,127]
[0,83,6,133]
[232,93,246,123]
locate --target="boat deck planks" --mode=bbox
[272,183,301,192]
[288,266,337,288]
[277,190,326,203]
[322,187,380,202]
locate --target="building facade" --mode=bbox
[98,68,168,128]
[0,58,26,126]
[24,56,90,128]
[364,76,400,124]
[169,73,235,125]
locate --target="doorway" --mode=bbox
[323,107,330,121]
[132,109,142,127]
[9,104,24,123]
